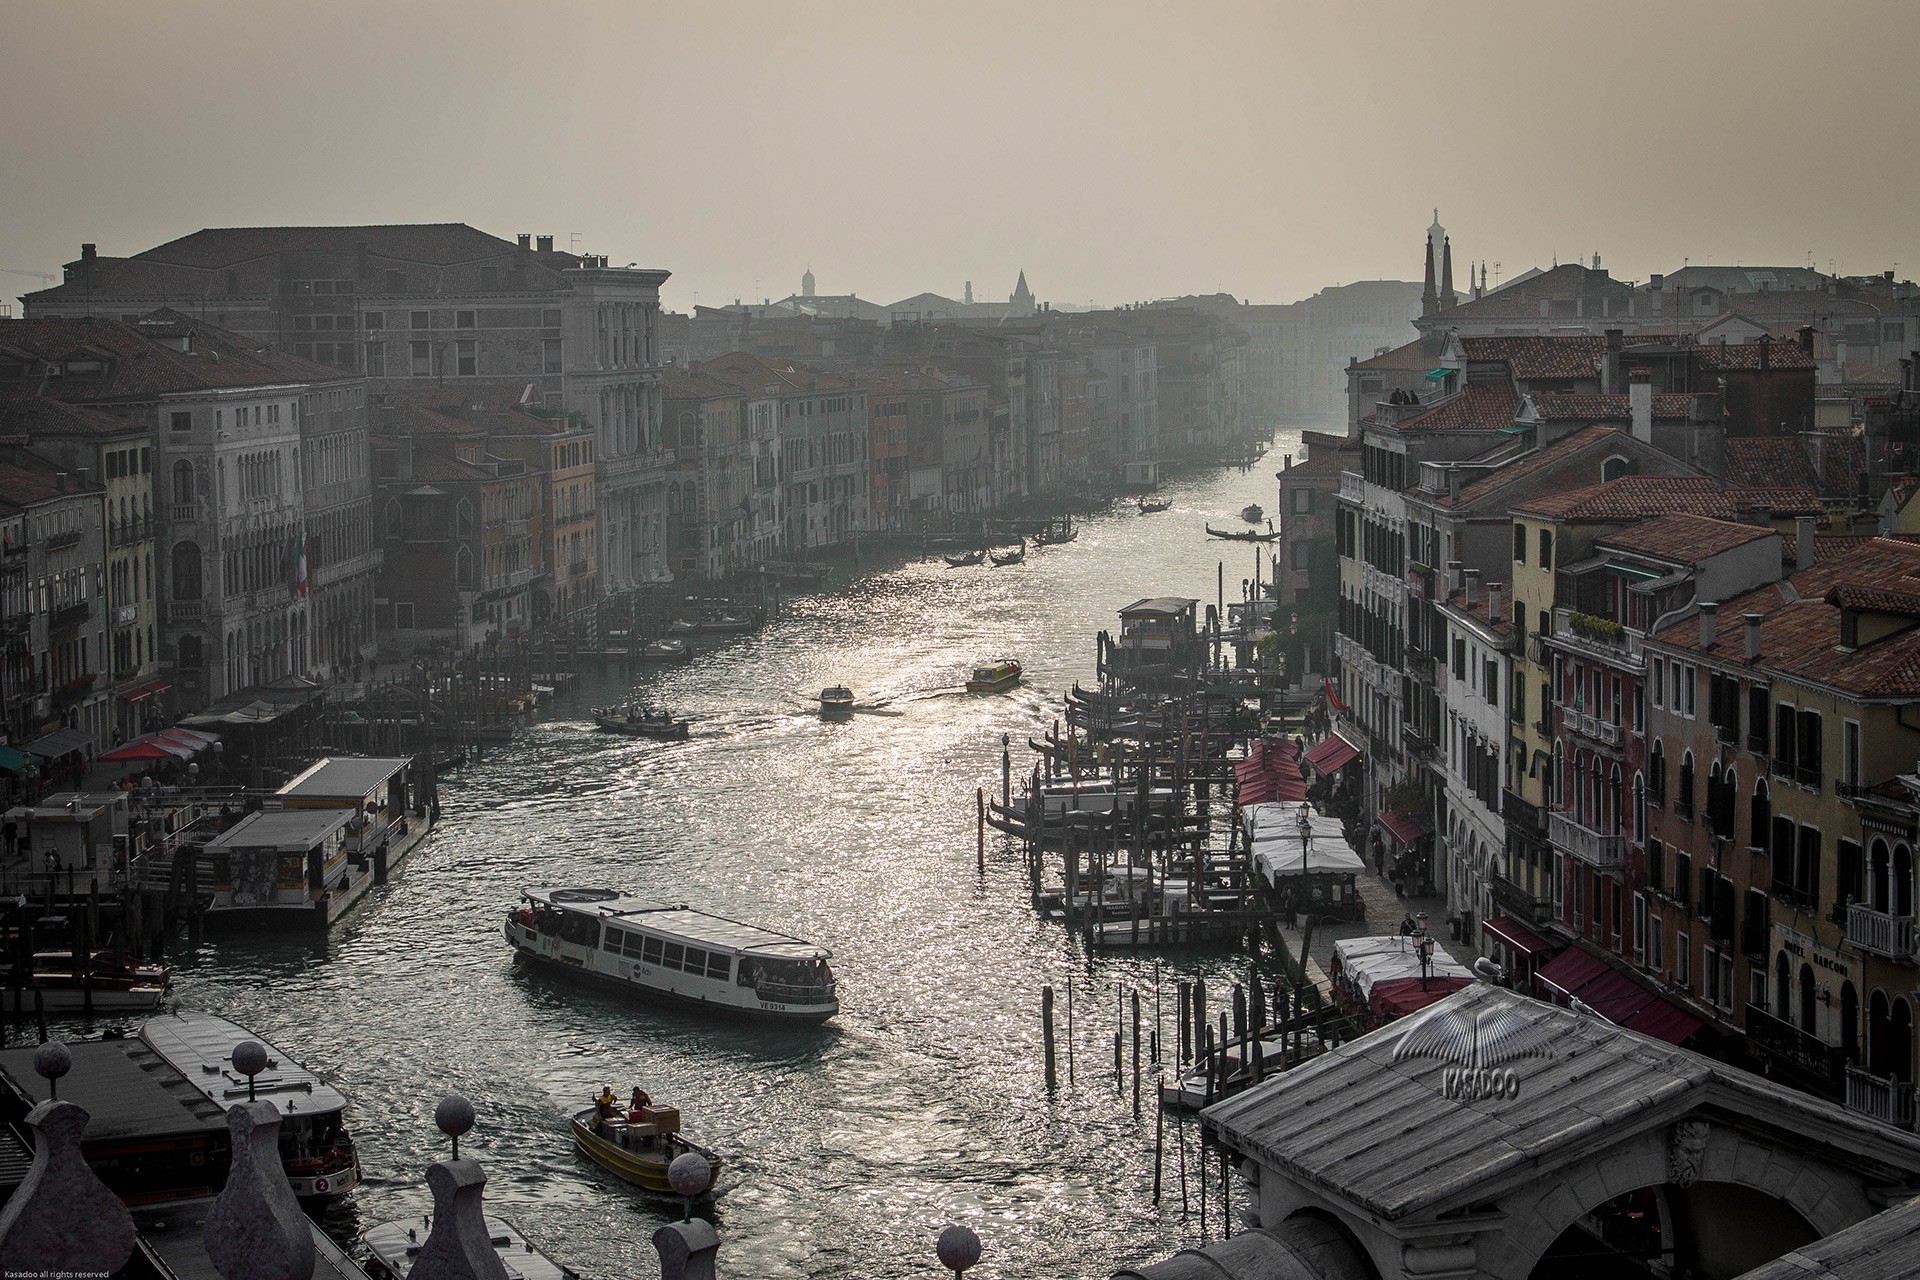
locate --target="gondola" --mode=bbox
[989,539,1027,566]
[1205,523,1281,543]
[1138,498,1173,514]
[943,549,985,567]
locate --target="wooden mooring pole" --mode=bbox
[1042,984,1057,1094]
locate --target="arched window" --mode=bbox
[1870,989,1892,1075]
[383,498,402,540]
[1608,762,1623,834]
[1721,766,1738,838]
[1601,454,1631,483]
[455,546,476,590]
[170,541,202,600]
[1633,772,1646,842]
[171,459,196,505]
[1895,997,1915,1084]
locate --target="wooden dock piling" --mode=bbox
[1041,984,1057,1094]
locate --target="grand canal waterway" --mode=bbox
[173,427,1310,1279]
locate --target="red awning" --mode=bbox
[1303,734,1360,774]
[1534,946,1703,1046]
[1482,915,1554,960]
[1377,810,1430,845]
[117,677,171,703]
[1236,737,1308,806]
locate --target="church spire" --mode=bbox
[1421,233,1438,318]
[1011,270,1033,313]
[801,265,815,298]
[1441,235,1456,311]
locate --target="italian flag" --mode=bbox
[291,534,309,598]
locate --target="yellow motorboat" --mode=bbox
[570,1102,723,1196]
[965,659,1022,694]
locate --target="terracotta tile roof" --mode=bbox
[1724,438,1818,490]
[1595,513,1775,563]
[1380,382,1515,433]
[135,223,567,269]
[1692,340,1817,371]
[695,350,853,395]
[1727,485,1823,517]
[1528,392,1695,421]
[662,368,745,400]
[1651,539,1920,697]
[0,315,349,400]
[0,455,99,507]
[0,395,143,438]
[1512,475,1737,521]
[1439,585,1515,637]
[1277,451,1348,480]
[1825,584,1920,616]
[1350,336,1447,373]
[1460,335,1606,381]
[405,453,497,484]
[1431,425,1626,510]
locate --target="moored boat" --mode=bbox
[819,685,855,721]
[140,1010,361,1199]
[1241,503,1264,523]
[592,703,691,740]
[570,1093,722,1196]
[965,659,1023,694]
[988,539,1026,566]
[1138,497,1172,514]
[1,950,170,1014]
[943,548,985,567]
[640,638,692,663]
[364,1213,577,1280]
[505,887,837,1021]
[1031,517,1077,546]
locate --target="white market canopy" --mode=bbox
[1333,934,1473,999]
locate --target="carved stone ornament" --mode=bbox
[1668,1118,1711,1189]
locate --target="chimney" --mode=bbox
[1699,601,1718,648]
[1795,515,1816,570]
[81,243,96,264]
[1797,325,1815,356]
[517,234,531,250]
[55,471,68,492]
[1447,560,1464,595]
[1649,273,1664,291]
[1629,367,1653,443]
[1448,467,1461,505]
[1488,582,1504,618]
[1283,453,1293,471]
[1605,327,1623,352]
[536,235,554,254]
[1464,568,1481,608]
[1743,612,1762,662]
[1759,333,1771,370]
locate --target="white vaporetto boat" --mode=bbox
[504,887,837,1022]
[139,1010,362,1199]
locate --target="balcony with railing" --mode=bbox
[1847,902,1919,962]
[170,502,199,522]
[1549,810,1625,870]
[49,600,90,633]
[1550,606,1645,669]
[45,529,83,553]
[1563,709,1624,750]
[1401,726,1436,762]
[569,559,589,577]
[1745,1003,1846,1094]
[1845,1066,1917,1130]
[1339,470,1365,504]
[168,600,204,622]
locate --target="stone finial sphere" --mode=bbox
[434,1094,476,1139]
[666,1151,711,1197]
[231,1041,269,1078]
[33,1041,71,1082]
[936,1224,982,1273]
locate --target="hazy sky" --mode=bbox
[3,0,1917,314]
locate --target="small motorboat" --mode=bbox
[592,703,690,740]
[640,638,692,663]
[695,612,758,634]
[571,1095,723,1197]
[989,540,1027,566]
[944,549,985,568]
[1241,504,1264,523]
[364,1213,577,1280]
[1138,497,1172,514]
[965,659,1023,694]
[819,686,855,721]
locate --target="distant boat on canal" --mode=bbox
[819,685,856,721]
[1240,503,1264,523]
[965,659,1023,694]
[640,637,692,663]
[570,1090,723,1197]
[592,702,691,740]
[505,887,838,1022]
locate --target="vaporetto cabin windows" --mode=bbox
[605,925,733,982]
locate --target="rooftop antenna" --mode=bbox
[569,232,581,255]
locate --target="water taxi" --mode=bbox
[505,887,838,1022]
[640,638,692,663]
[819,685,855,721]
[1241,503,1264,523]
[140,1010,361,1199]
[570,1093,723,1195]
[965,659,1023,694]
[364,1214,577,1280]
[592,703,691,740]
